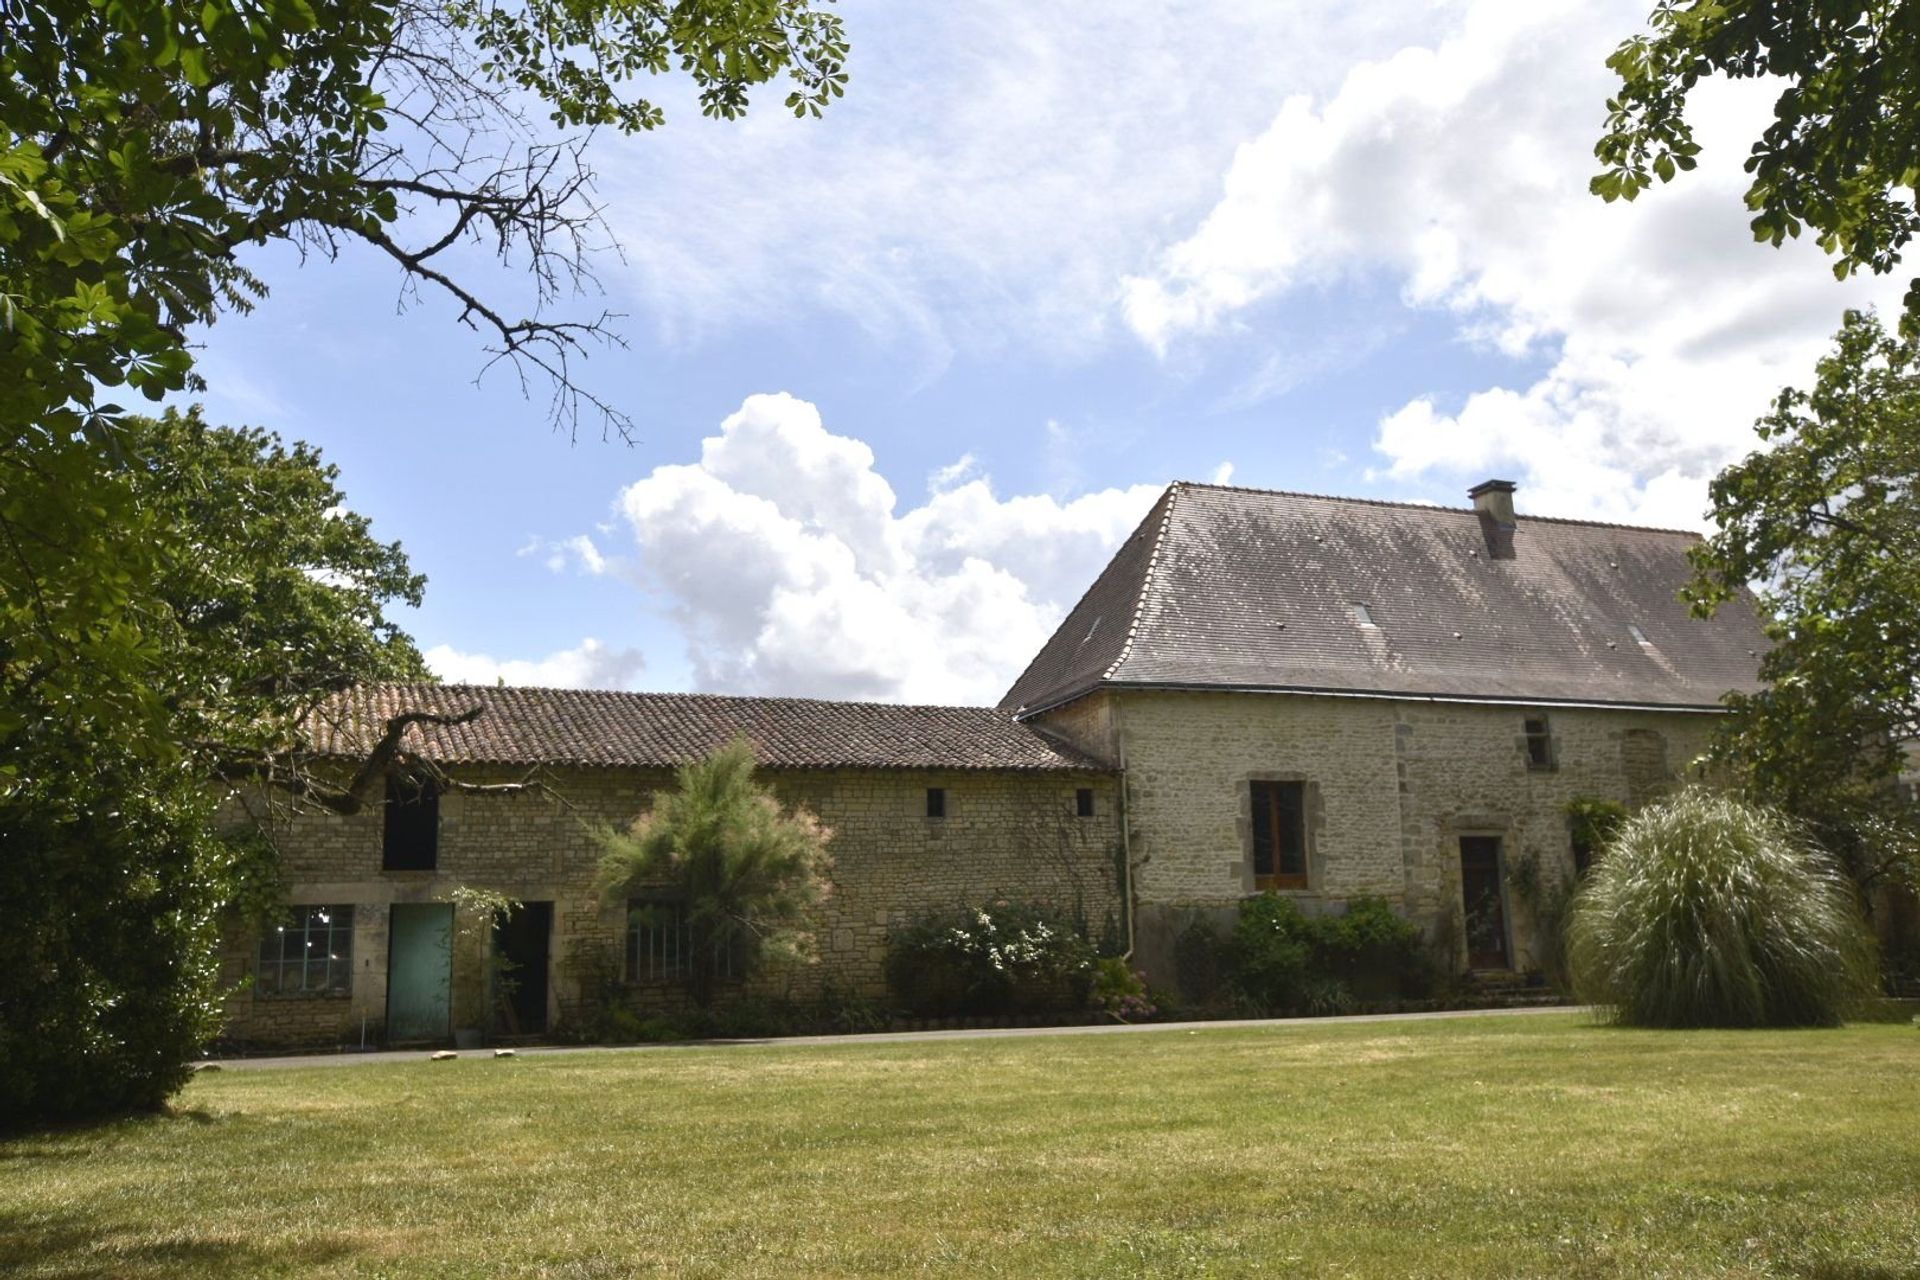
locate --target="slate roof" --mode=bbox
[310,684,1108,772]
[999,482,1769,716]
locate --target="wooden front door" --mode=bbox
[387,903,453,1041]
[1458,836,1510,970]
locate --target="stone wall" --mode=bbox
[1034,688,1717,989]
[219,764,1121,1049]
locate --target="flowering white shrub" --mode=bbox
[886,901,1097,1016]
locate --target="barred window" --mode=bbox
[626,900,737,984]
[626,899,690,982]
[257,906,354,997]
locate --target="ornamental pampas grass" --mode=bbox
[1568,789,1875,1028]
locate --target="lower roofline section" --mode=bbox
[1011,680,1733,722]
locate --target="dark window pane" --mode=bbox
[383,774,440,870]
[1275,783,1307,876]
[1076,788,1094,817]
[1250,783,1276,876]
[1524,718,1553,769]
[258,906,353,998]
[926,787,946,819]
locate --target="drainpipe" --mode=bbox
[1116,698,1136,961]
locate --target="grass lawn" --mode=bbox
[3,1014,1917,1278]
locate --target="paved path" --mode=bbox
[205,1003,1585,1072]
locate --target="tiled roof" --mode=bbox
[999,482,1769,715]
[309,684,1109,772]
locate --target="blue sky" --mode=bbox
[181,0,1893,704]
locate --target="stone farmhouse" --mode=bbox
[224,479,1766,1048]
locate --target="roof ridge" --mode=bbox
[1101,482,1183,682]
[1176,479,1705,538]
[372,682,1015,716]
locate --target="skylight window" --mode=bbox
[1351,603,1376,628]
[1628,623,1650,645]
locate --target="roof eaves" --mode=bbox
[1081,679,1735,714]
[306,751,1111,774]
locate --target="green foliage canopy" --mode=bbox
[1685,310,1920,893]
[1595,1,1920,325]
[595,739,834,1008]
[1,0,847,440]
[1,409,429,1122]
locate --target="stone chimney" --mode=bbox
[1469,479,1517,559]
[1469,479,1517,526]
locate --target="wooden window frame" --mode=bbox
[1522,717,1555,772]
[256,905,354,998]
[1249,780,1309,892]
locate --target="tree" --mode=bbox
[595,739,833,1008]
[1594,2,1920,327]
[0,408,431,1123]
[2,0,849,1120]
[1685,310,1920,899]
[2,0,847,441]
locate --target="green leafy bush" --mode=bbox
[1568,789,1877,1027]
[886,902,1096,1016]
[1230,894,1427,1014]
[1567,797,1630,869]
[1089,957,1157,1020]
[1172,919,1231,1007]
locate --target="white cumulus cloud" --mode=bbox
[608,393,1161,704]
[1122,0,1903,526]
[424,638,648,690]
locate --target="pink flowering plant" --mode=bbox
[1089,957,1157,1021]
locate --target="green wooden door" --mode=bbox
[387,903,452,1041]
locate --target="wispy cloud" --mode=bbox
[424,637,647,690]
[591,2,1468,368]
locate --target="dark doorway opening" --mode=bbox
[1458,836,1510,970]
[493,901,552,1036]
